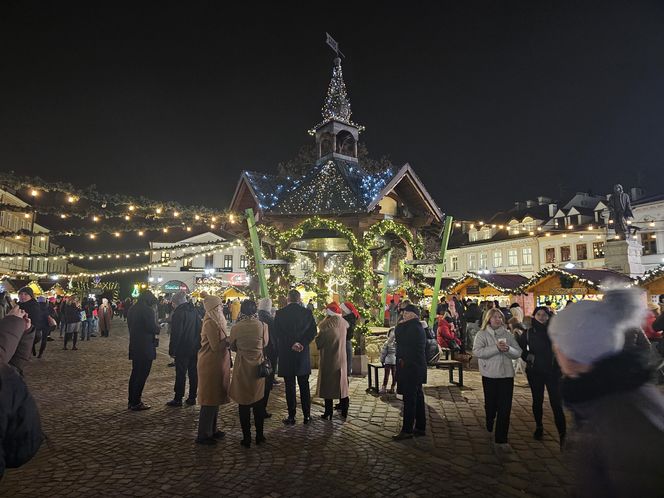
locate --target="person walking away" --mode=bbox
[317,303,349,420]
[63,296,82,351]
[257,297,276,418]
[273,289,317,425]
[196,295,231,444]
[340,301,358,377]
[549,288,664,497]
[166,292,201,407]
[392,304,428,440]
[230,300,268,448]
[98,298,113,337]
[473,308,522,452]
[379,327,397,394]
[80,298,95,341]
[516,306,566,446]
[388,299,399,327]
[57,297,67,338]
[34,297,53,358]
[127,291,160,411]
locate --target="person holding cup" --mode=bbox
[473,308,522,452]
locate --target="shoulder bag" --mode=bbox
[257,323,273,378]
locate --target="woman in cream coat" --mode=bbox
[230,299,268,448]
[316,302,349,420]
[195,296,231,445]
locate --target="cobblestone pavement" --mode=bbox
[2,320,576,497]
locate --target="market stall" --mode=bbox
[637,265,664,304]
[523,267,634,311]
[445,272,531,314]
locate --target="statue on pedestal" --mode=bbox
[607,184,634,239]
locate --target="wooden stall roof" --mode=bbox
[523,267,634,293]
[637,265,664,295]
[446,272,529,295]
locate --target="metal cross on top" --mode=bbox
[325,32,345,58]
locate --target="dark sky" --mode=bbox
[2,1,664,221]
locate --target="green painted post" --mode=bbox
[380,248,392,324]
[245,208,269,299]
[429,216,454,329]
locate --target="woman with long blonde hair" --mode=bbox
[473,308,522,452]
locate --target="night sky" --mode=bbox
[2,1,664,221]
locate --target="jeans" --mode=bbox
[174,355,198,401]
[81,319,94,340]
[128,359,153,406]
[284,375,311,418]
[482,376,514,444]
[382,365,396,389]
[197,405,219,440]
[402,384,426,433]
[239,401,265,440]
[526,370,566,435]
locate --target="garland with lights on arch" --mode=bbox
[241,217,429,342]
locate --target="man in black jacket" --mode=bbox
[273,289,317,425]
[393,304,428,440]
[166,292,201,407]
[127,290,160,411]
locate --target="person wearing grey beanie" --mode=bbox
[548,288,664,497]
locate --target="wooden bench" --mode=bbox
[435,360,464,387]
[366,363,385,394]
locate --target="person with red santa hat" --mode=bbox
[316,302,350,420]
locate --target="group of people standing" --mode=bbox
[126,288,357,448]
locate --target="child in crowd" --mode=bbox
[379,329,397,394]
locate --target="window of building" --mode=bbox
[522,247,532,265]
[545,247,556,263]
[468,254,476,270]
[223,255,233,269]
[300,259,310,271]
[204,254,214,268]
[239,254,247,269]
[493,251,502,268]
[479,253,488,269]
[182,257,193,268]
[641,232,658,256]
[561,246,571,262]
[593,241,605,259]
[451,256,458,271]
[508,249,518,266]
[576,244,588,260]
[161,251,170,261]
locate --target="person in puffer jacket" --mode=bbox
[473,308,522,451]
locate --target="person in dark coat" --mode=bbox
[63,296,82,350]
[549,288,664,496]
[0,363,43,477]
[393,304,428,440]
[127,290,160,411]
[16,287,41,372]
[166,292,201,407]
[517,306,566,446]
[34,297,52,358]
[257,297,276,418]
[272,289,317,425]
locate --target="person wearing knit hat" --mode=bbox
[257,297,277,418]
[316,302,350,420]
[339,301,358,380]
[195,295,231,444]
[548,288,664,496]
[165,292,201,408]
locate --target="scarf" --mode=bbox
[205,306,228,341]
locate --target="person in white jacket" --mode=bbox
[473,308,522,451]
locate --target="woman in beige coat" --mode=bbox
[195,296,231,445]
[230,299,268,448]
[316,302,349,420]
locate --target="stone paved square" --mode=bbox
[2,321,576,497]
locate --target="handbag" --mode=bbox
[257,323,273,378]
